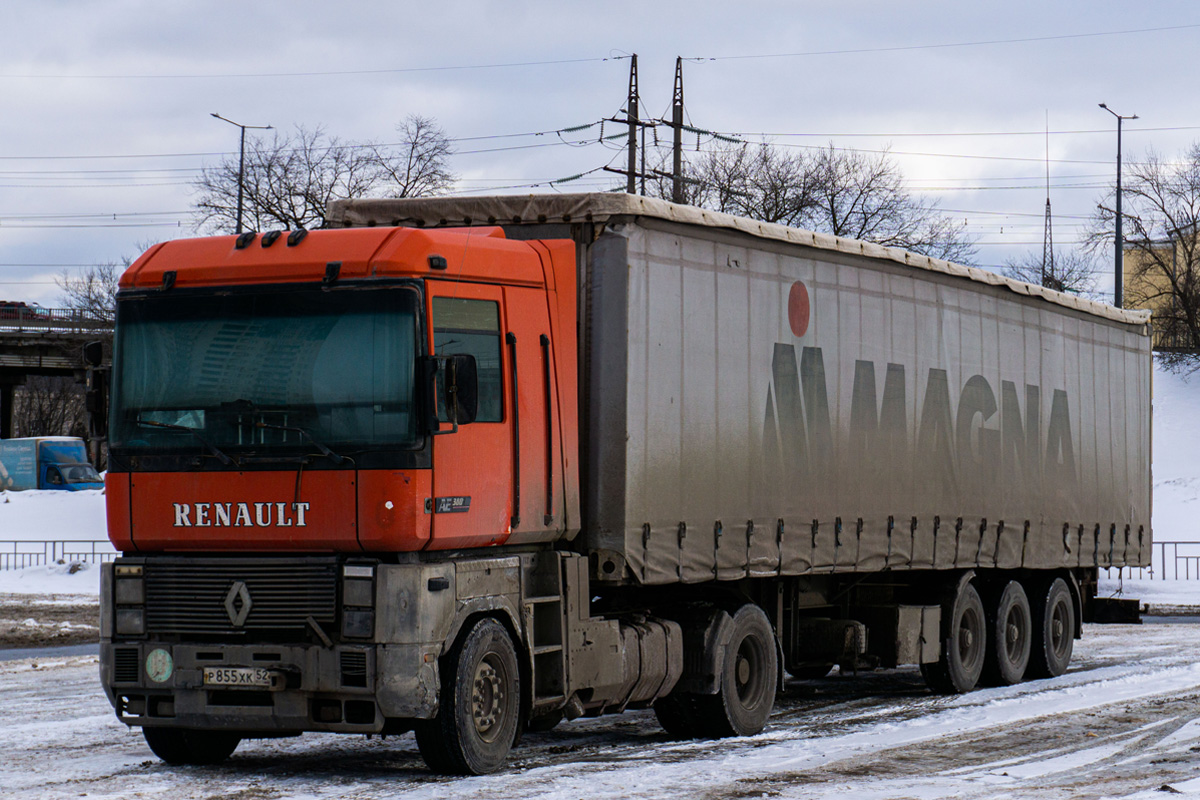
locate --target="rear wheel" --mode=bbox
[415,618,521,775]
[693,604,778,737]
[142,728,241,765]
[922,581,986,694]
[1028,577,1075,679]
[981,581,1032,686]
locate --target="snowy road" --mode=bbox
[4,624,1200,800]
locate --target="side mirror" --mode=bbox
[419,353,479,435]
[83,341,104,367]
[83,342,110,439]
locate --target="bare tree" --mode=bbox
[1001,249,1099,296]
[370,115,456,198]
[802,145,976,263]
[650,141,975,264]
[56,261,122,323]
[13,376,85,438]
[192,116,455,233]
[1090,143,1200,352]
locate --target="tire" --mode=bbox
[142,728,241,765]
[654,692,701,738]
[922,581,986,694]
[1028,577,1076,679]
[415,618,521,775]
[788,663,835,681]
[693,604,778,737]
[981,581,1032,686]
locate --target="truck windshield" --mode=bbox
[110,286,421,456]
[57,463,103,484]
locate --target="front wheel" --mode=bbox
[142,728,241,765]
[415,618,521,775]
[694,603,778,737]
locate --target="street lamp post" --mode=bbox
[1099,103,1138,309]
[211,113,273,234]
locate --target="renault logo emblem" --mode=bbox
[224,581,253,627]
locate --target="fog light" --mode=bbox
[115,578,144,605]
[116,607,145,636]
[342,610,374,639]
[121,694,146,716]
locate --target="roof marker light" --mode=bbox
[261,230,282,248]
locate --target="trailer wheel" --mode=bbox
[415,618,521,775]
[981,581,1032,686]
[142,728,241,765]
[922,581,986,694]
[1028,577,1075,679]
[694,604,777,737]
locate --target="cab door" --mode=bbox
[425,280,513,549]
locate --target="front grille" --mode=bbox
[114,647,140,683]
[340,650,367,688]
[143,557,337,638]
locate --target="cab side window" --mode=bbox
[432,297,503,422]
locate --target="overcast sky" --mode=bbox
[2,1,1196,306]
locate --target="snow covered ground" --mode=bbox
[4,623,1200,799]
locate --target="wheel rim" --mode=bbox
[735,634,767,709]
[1049,597,1071,659]
[958,604,984,670]
[471,653,509,743]
[1004,602,1028,663]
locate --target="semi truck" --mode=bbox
[96,193,1152,775]
[0,436,104,491]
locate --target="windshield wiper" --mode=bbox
[255,421,345,465]
[136,419,236,466]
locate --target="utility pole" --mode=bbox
[1042,112,1055,290]
[672,57,684,203]
[211,113,273,234]
[626,55,638,195]
[1099,103,1138,308]
[603,55,655,193]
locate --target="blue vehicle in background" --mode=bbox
[0,437,103,491]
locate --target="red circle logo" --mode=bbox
[788,281,810,338]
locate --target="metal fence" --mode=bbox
[0,540,118,571]
[0,306,112,333]
[1,538,1198,577]
[1100,541,1200,581]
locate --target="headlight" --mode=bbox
[115,608,145,636]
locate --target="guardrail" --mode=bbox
[0,540,118,571]
[0,307,112,333]
[0,538,1196,576]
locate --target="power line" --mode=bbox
[0,56,614,80]
[685,23,1200,62]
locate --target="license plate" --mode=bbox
[203,666,276,688]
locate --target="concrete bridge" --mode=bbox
[0,308,112,438]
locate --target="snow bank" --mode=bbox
[0,488,107,542]
[0,560,100,596]
[1151,361,1200,542]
